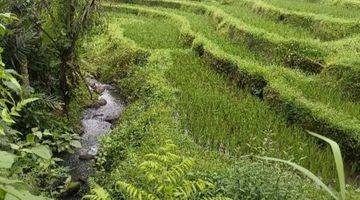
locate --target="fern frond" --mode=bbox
[116,181,159,200]
[159,142,177,152]
[144,153,180,164]
[164,158,195,184]
[174,179,216,199]
[195,179,215,192]
[82,184,112,200]
[203,197,233,200]
[139,160,164,171]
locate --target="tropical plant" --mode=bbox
[83,182,112,200]
[0,12,52,200]
[116,140,231,200]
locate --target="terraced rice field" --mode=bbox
[89,0,360,198]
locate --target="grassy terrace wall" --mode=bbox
[102,3,360,164]
[117,0,327,74]
[323,35,360,101]
[119,0,360,97]
[242,0,360,41]
[337,0,360,9]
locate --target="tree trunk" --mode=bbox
[19,58,30,94]
[59,0,76,114]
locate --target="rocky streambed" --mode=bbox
[62,79,124,199]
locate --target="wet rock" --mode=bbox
[79,152,96,160]
[72,174,88,183]
[90,98,107,109]
[93,84,105,94]
[79,127,85,136]
[61,181,81,197]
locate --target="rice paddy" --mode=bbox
[92,0,360,198]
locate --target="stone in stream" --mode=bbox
[92,84,106,94]
[60,181,81,198]
[78,147,98,160]
[90,98,107,109]
[78,153,95,161]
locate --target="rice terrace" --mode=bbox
[0,0,360,199]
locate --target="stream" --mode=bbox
[62,78,124,199]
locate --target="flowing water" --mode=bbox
[62,79,124,199]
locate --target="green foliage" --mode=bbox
[248,131,346,199]
[224,159,328,200]
[0,177,48,200]
[83,1,360,200]
[240,0,360,40]
[106,0,360,173]
[116,141,230,200]
[0,11,70,199]
[83,182,112,200]
[89,19,329,200]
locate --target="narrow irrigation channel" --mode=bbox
[62,78,124,199]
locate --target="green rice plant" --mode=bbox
[167,50,336,181]
[207,0,317,40]
[113,0,360,100]
[103,2,360,169]
[118,0,326,73]
[89,10,337,198]
[330,0,360,9]
[263,0,360,19]
[239,0,360,40]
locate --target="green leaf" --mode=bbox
[70,140,82,148]
[29,145,52,160]
[4,193,18,200]
[0,24,6,36]
[16,98,39,111]
[33,131,42,140]
[0,185,48,200]
[42,130,51,136]
[9,144,20,150]
[307,131,346,200]
[3,77,21,94]
[4,69,19,77]
[26,134,35,143]
[0,126,5,135]
[0,151,16,169]
[0,177,23,185]
[0,13,18,21]
[1,109,15,124]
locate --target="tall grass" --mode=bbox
[107,11,186,49]
[166,50,336,181]
[164,6,360,121]
[103,2,357,187]
[205,0,316,40]
[263,0,360,19]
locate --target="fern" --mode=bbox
[114,141,232,199]
[83,184,112,200]
[164,158,195,185]
[203,197,233,200]
[116,181,159,200]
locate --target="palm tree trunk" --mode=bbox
[20,58,30,90]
